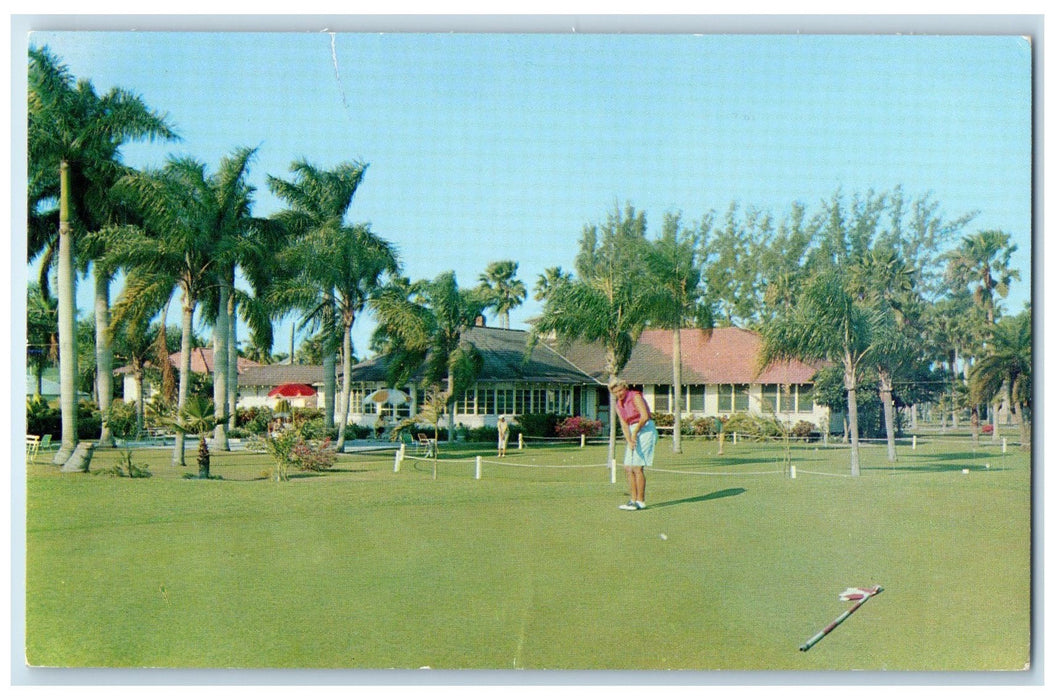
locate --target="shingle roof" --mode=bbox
[552,327,824,385]
[349,326,601,385]
[114,348,262,375]
[238,364,326,387]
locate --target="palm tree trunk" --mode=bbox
[212,281,230,451]
[672,325,683,454]
[336,323,355,451]
[323,291,337,431]
[94,266,115,447]
[172,296,194,467]
[878,369,897,463]
[227,296,238,432]
[133,366,145,438]
[1016,401,1030,450]
[55,160,79,466]
[844,359,861,477]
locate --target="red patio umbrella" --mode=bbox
[267,383,318,398]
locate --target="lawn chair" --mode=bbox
[39,434,53,454]
[26,435,41,462]
[417,433,435,457]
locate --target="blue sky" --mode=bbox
[20,29,1034,360]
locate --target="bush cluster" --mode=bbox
[554,415,603,437]
[517,412,565,437]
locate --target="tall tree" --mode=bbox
[969,308,1031,449]
[28,45,177,464]
[761,270,883,476]
[274,223,398,450]
[104,156,238,466]
[945,229,1019,325]
[371,272,487,442]
[645,211,710,454]
[268,159,368,432]
[531,204,661,467]
[478,260,527,330]
[26,284,58,396]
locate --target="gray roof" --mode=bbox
[238,364,326,387]
[349,326,601,385]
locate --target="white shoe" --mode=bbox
[635,501,646,510]
[618,501,637,510]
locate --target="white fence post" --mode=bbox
[912,435,917,450]
[581,434,586,448]
[475,455,482,480]
[518,434,524,450]
[610,459,616,484]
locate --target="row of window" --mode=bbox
[350,385,580,418]
[352,382,815,418]
[653,383,814,414]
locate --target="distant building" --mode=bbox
[112,326,837,433]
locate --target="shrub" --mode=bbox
[104,400,138,439]
[467,425,499,443]
[652,412,675,427]
[555,415,603,438]
[790,420,817,440]
[251,427,337,481]
[690,416,719,437]
[981,424,994,435]
[93,450,152,478]
[517,413,565,438]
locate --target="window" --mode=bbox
[496,388,514,415]
[762,384,779,412]
[479,387,495,415]
[718,384,732,412]
[654,385,671,412]
[734,384,749,412]
[797,384,814,412]
[688,385,705,412]
[720,384,749,413]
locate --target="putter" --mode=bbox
[800,585,883,652]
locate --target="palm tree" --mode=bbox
[761,270,882,476]
[170,396,229,479]
[371,272,487,442]
[645,212,709,454]
[104,156,239,466]
[531,204,661,467]
[945,230,1020,325]
[478,260,527,330]
[274,223,399,451]
[969,309,1031,449]
[533,266,572,303]
[847,246,921,462]
[27,284,58,396]
[187,146,262,450]
[28,45,177,463]
[268,159,369,432]
[945,229,1021,441]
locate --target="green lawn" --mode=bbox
[24,433,1032,671]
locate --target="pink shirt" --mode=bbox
[615,390,650,425]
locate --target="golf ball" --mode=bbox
[962,468,969,474]
[659,533,668,540]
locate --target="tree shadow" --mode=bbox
[648,487,746,509]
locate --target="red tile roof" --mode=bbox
[553,327,824,385]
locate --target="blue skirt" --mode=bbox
[624,420,657,467]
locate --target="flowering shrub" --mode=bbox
[555,415,603,438]
[291,437,337,471]
[251,429,337,481]
[981,424,994,434]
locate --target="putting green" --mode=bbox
[24,434,1031,671]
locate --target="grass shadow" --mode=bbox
[649,487,746,509]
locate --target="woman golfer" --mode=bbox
[609,378,656,511]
